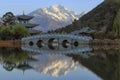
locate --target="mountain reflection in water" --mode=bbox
[0,45,119,80]
[29,54,78,77]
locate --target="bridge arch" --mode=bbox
[37,40,44,48]
[29,41,34,46]
[73,41,79,47]
[48,38,58,50]
[62,40,70,48]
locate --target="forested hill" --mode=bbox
[54,0,120,33]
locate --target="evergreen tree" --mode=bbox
[2,12,16,26]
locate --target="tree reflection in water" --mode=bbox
[0,47,29,71]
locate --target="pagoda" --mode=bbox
[17,13,39,35]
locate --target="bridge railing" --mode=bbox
[22,34,92,42]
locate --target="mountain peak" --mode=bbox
[45,5,70,14]
[52,4,64,8]
[51,4,68,10]
[29,5,85,32]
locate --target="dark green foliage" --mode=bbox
[0,26,13,40]
[0,48,28,63]
[0,24,30,40]
[12,24,30,39]
[112,9,120,38]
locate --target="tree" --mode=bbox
[0,25,13,40]
[2,12,16,26]
[0,24,29,40]
[12,24,30,39]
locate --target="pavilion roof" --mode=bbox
[28,29,40,34]
[23,23,39,28]
[17,15,34,20]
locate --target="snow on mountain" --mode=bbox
[29,5,85,32]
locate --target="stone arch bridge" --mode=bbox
[22,34,92,53]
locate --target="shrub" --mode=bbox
[12,24,30,39]
[0,26,13,40]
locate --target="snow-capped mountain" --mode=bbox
[29,5,85,32]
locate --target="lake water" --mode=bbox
[0,45,119,80]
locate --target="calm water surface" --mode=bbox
[0,45,119,80]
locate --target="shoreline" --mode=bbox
[0,39,119,48]
[0,40,21,47]
[89,39,119,45]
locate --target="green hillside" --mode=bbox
[55,1,120,38]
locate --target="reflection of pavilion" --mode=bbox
[16,60,32,74]
[16,57,38,74]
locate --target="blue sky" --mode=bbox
[0,0,104,17]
